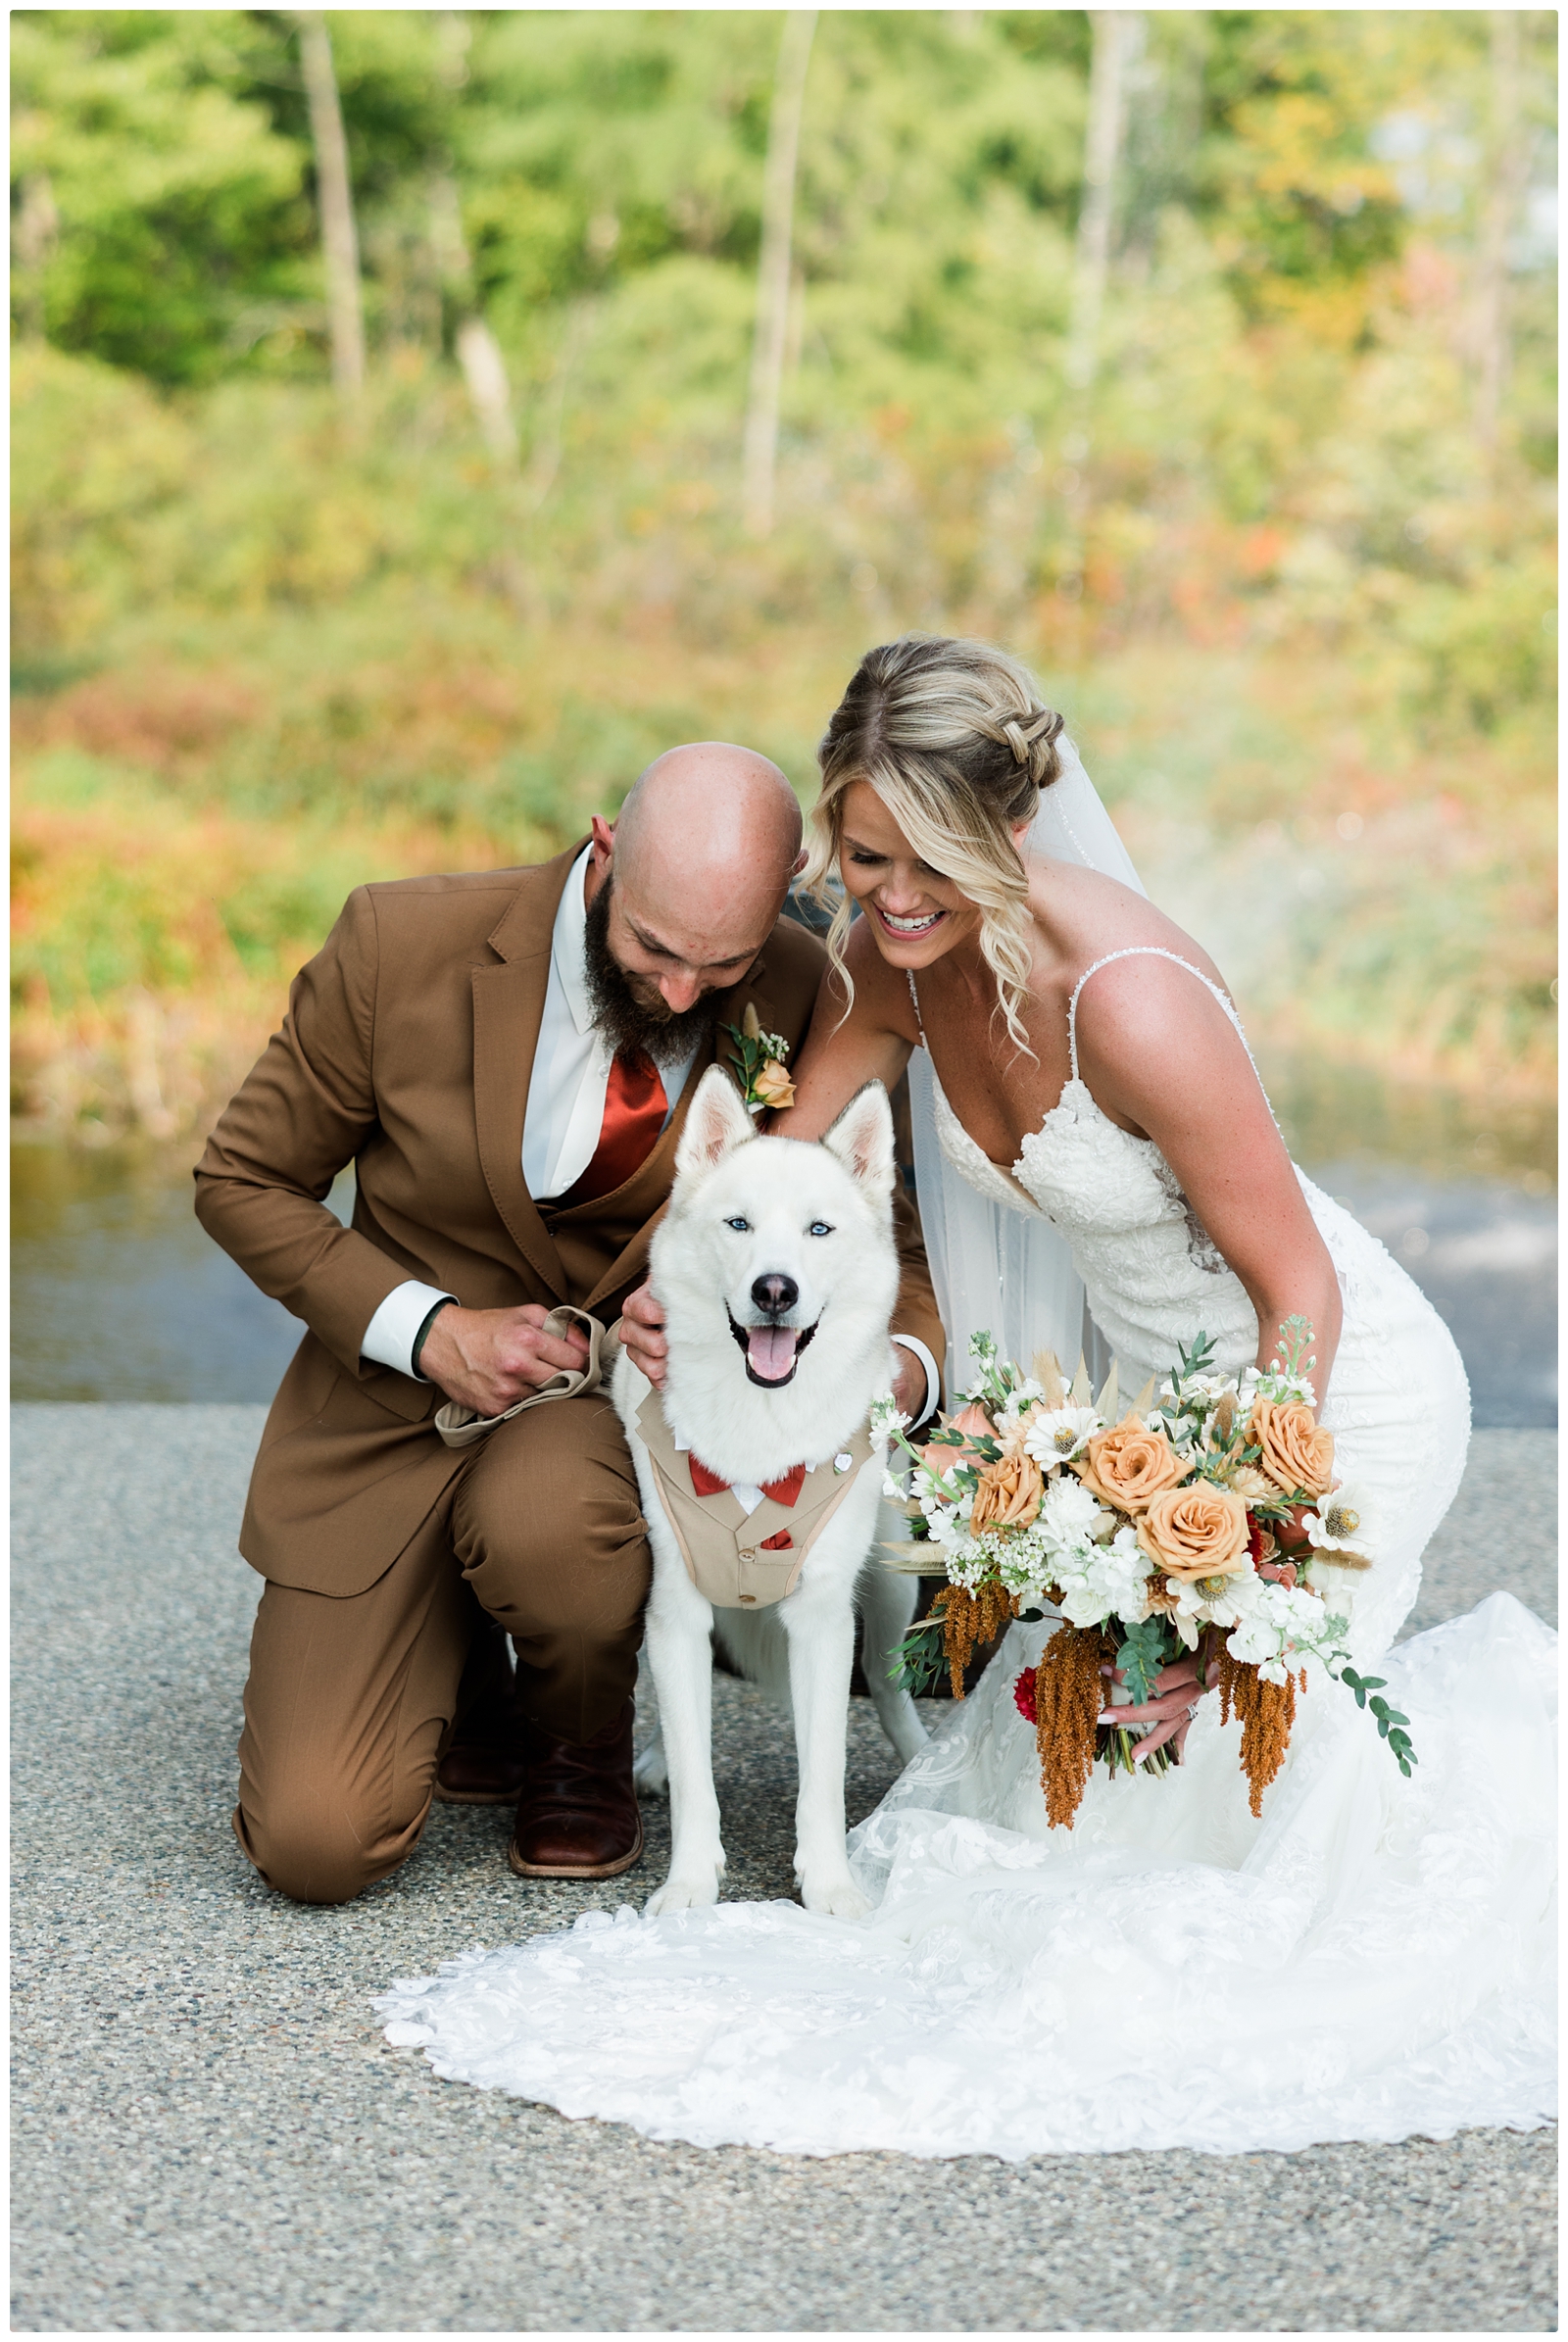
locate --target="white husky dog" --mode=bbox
[612,1063,926,1919]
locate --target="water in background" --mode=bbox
[11,1058,1555,1427]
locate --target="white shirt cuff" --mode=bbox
[361,1281,459,1380]
[891,1334,940,1429]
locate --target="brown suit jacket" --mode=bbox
[195,843,945,1598]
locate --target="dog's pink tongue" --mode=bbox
[747,1326,800,1382]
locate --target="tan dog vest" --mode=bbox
[635,1391,877,1610]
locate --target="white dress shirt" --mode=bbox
[360,848,938,1421]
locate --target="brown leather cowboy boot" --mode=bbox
[508,1698,644,1878]
[434,1620,527,1806]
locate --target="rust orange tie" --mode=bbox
[561,1049,668,1205]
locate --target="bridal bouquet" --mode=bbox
[872,1318,1413,1828]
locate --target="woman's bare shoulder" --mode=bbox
[1024,857,1228,993]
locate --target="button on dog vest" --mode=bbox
[635,1391,875,1610]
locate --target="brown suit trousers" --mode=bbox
[197,845,945,1903]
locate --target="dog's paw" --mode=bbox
[800,1875,872,1923]
[645,1869,722,1916]
[632,1739,669,1795]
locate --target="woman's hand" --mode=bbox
[1099,1646,1211,1764]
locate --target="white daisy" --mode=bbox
[1303,1480,1380,1562]
[1174,1572,1250,1632]
[1023,1405,1102,1468]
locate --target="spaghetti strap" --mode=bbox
[1067,948,1275,1114]
[906,970,926,1049]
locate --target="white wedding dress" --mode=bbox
[376,952,1555,2159]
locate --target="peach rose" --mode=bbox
[920,1402,996,1483]
[1073,1414,1191,1513]
[1136,1485,1251,1581]
[752,1058,796,1111]
[970,1451,1045,1533]
[1249,1398,1335,1499]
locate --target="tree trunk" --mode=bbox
[743,11,816,539]
[430,173,517,464]
[1475,9,1526,454]
[12,172,59,340]
[456,318,518,464]
[1066,11,1132,394]
[295,10,365,400]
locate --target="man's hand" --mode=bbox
[891,1342,927,1427]
[618,1280,668,1388]
[418,1303,590,1419]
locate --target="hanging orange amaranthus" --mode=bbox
[1215,1646,1307,1817]
[933,1581,1017,1698]
[1031,1623,1114,1830]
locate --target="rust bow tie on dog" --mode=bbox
[686,1454,804,1548]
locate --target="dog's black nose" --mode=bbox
[751,1273,798,1317]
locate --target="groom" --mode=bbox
[195,743,944,1904]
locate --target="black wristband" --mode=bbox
[411,1298,455,1380]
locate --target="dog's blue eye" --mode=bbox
[808,1220,834,1238]
[724,1216,751,1233]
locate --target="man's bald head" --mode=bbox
[613,743,802,905]
[584,742,806,1023]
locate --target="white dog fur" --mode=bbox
[612,1064,927,1919]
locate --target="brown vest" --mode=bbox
[635,1391,877,1610]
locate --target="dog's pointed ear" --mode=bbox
[675,1063,758,1181]
[820,1081,895,1196]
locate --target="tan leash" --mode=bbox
[433,1306,622,1450]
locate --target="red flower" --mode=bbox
[1013,1667,1038,1726]
[1246,1508,1298,1586]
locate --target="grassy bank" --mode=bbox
[11,328,1555,1156]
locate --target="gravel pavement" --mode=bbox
[11,1406,1557,2334]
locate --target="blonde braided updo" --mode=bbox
[802,634,1066,1051]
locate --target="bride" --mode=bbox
[377,635,1555,2159]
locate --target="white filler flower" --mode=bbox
[1038,1474,1108,1548]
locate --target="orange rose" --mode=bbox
[970,1452,1045,1533]
[1136,1485,1251,1581]
[1074,1414,1191,1513]
[1250,1398,1335,1498]
[920,1402,996,1483]
[753,1058,796,1111]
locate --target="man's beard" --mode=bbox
[582,875,720,1067]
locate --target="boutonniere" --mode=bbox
[722,1001,796,1116]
